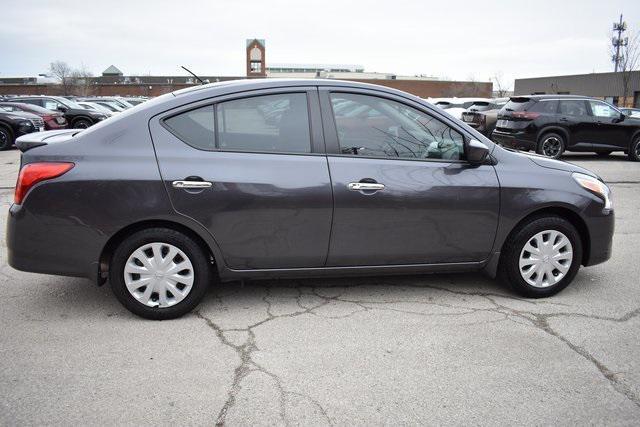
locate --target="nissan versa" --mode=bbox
[7,80,614,320]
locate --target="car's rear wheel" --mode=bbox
[499,216,582,298]
[596,151,613,157]
[537,132,565,159]
[629,137,640,162]
[0,126,14,150]
[72,119,91,129]
[109,228,211,320]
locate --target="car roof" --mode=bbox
[513,94,593,100]
[170,78,427,102]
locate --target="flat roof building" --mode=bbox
[514,71,640,107]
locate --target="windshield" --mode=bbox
[57,97,85,110]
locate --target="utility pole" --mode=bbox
[612,14,628,72]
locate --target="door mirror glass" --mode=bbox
[57,105,68,112]
[466,139,489,165]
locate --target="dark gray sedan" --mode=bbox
[7,79,614,319]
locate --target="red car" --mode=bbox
[0,102,67,130]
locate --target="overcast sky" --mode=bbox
[1,0,639,88]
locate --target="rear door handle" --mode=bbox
[559,117,569,122]
[347,182,385,191]
[172,180,213,189]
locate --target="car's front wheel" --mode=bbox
[537,132,565,159]
[109,228,211,320]
[629,137,640,162]
[0,126,14,150]
[499,216,582,298]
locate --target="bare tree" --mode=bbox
[70,64,94,96]
[491,72,511,97]
[610,29,640,107]
[49,61,74,95]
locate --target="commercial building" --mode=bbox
[514,71,640,107]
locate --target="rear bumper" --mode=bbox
[492,131,537,151]
[6,203,99,280]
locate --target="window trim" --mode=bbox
[159,88,323,156]
[320,88,469,164]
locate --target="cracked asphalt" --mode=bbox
[0,150,639,425]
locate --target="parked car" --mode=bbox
[461,98,509,136]
[8,80,614,319]
[77,101,117,116]
[0,107,44,150]
[0,102,68,130]
[621,107,640,119]
[433,97,493,119]
[492,95,640,161]
[81,97,134,109]
[9,96,108,129]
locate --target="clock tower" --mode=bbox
[246,39,266,77]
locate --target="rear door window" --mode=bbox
[559,100,588,117]
[216,93,311,154]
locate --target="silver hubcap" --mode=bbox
[124,242,194,308]
[542,137,562,157]
[635,142,640,158]
[519,230,573,288]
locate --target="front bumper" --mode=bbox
[583,208,614,266]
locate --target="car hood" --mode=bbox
[516,150,601,179]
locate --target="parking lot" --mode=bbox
[0,149,638,425]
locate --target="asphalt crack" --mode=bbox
[197,281,640,424]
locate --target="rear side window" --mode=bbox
[216,93,311,153]
[502,98,532,112]
[529,100,558,114]
[164,105,215,150]
[559,100,588,117]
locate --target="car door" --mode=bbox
[586,100,629,150]
[319,88,500,266]
[149,87,333,270]
[557,100,593,150]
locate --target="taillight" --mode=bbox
[512,111,540,120]
[14,162,74,204]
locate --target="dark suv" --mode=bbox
[492,95,640,161]
[9,96,108,129]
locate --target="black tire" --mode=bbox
[109,228,211,320]
[629,137,640,162]
[596,151,613,157]
[537,132,565,159]
[0,125,14,150]
[72,118,92,129]
[498,216,582,298]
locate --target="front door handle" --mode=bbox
[172,180,213,189]
[347,182,385,191]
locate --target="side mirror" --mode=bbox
[466,139,489,165]
[618,112,626,122]
[57,105,68,112]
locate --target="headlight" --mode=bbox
[18,120,34,130]
[572,172,612,210]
